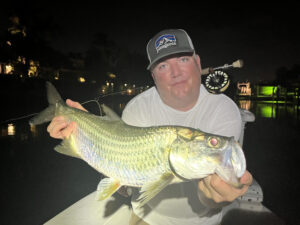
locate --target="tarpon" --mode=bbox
[30,82,246,207]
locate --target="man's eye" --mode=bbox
[158,64,167,70]
[180,57,189,62]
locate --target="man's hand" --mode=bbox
[198,170,252,203]
[47,99,87,139]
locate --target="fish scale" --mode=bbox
[66,111,176,186]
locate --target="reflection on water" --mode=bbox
[30,123,38,137]
[238,100,299,120]
[0,122,39,139]
[1,123,16,136]
[7,123,15,136]
[238,100,252,111]
[1,100,299,139]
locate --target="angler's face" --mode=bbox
[151,53,202,110]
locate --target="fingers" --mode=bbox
[61,122,76,138]
[199,175,226,203]
[47,116,76,139]
[240,170,253,186]
[198,171,253,203]
[66,99,87,112]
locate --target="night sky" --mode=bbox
[2,2,300,82]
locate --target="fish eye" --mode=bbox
[208,137,219,147]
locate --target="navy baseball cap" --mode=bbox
[146,29,195,70]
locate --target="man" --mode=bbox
[47,29,252,225]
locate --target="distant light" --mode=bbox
[30,124,37,136]
[124,83,127,87]
[6,41,12,46]
[5,64,14,74]
[8,123,15,136]
[54,76,59,80]
[127,89,132,95]
[259,86,277,96]
[78,77,86,83]
[106,82,110,86]
[108,73,116,79]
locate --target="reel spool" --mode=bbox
[203,70,230,94]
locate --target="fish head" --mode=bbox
[169,129,246,186]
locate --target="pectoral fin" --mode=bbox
[137,172,174,208]
[96,177,121,200]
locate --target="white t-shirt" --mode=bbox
[121,84,242,225]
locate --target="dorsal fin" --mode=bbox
[101,104,120,121]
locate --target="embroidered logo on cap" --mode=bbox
[155,34,176,53]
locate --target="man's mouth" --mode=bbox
[171,79,186,86]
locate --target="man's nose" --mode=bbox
[170,62,181,78]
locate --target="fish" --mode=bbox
[30,82,246,208]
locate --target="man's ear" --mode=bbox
[195,54,201,67]
[151,72,156,83]
[194,54,202,73]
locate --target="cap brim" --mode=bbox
[147,48,195,70]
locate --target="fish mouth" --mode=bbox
[216,137,246,184]
[230,138,246,178]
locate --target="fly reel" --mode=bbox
[203,70,230,94]
[201,59,243,94]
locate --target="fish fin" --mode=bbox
[137,172,174,208]
[96,177,121,200]
[29,82,64,125]
[29,105,56,125]
[54,136,81,159]
[101,104,120,121]
[46,82,64,105]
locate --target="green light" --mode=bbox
[260,86,277,96]
[261,100,286,104]
[260,104,276,118]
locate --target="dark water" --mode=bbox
[1,80,299,225]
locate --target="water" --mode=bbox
[1,81,299,225]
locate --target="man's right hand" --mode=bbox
[47,99,87,139]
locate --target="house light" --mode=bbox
[78,77,86,83]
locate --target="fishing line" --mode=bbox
[81,99,103,116]
[0,113,39,125]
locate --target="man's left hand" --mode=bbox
[198,170,253,203]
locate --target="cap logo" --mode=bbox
[155,34,176,53]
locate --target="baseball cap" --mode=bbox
[146,29,195,70]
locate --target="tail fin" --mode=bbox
[29,82,64,125]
